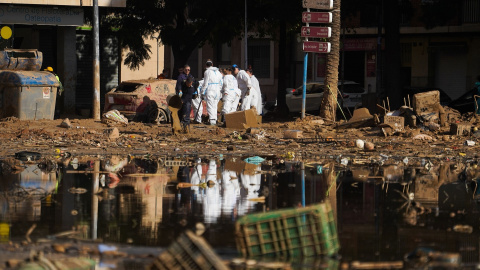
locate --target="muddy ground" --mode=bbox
[0,110,479,166]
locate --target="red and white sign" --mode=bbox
[301,26,331,38]
[303,41,331,53]
[302,12,332,23]
[302,0,333,10]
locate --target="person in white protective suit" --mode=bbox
[232,64,255,112]
[237,164,262,216]
[192,79,203,124]
[221,165,240,217]
[203,160,221,224]
[200,60,223,125]
[220,66,242,122]
[246,68,263,115]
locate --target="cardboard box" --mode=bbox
[224,158,258,175]
[225,109,259,129]
[383,115,404,129]
[284,130,303,139]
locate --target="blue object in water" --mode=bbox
[244,156,265,165]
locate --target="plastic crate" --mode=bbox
[150,230,229,270]
[235,202,339,258]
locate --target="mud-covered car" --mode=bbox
[104,79,176,123]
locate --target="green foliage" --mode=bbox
[104,0,246,69]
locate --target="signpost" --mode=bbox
[302,0,333,10]
[302,12,332,23]
[301,26,331,38]
[303,41,331,53]
[301,0,333,119]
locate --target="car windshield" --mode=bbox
[294,83,324,95]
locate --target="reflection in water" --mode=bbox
[1,156,480,265]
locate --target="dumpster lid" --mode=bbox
[0,70,60,87]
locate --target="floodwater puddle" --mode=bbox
[1,155,480,267]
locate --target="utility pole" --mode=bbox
[244,0,248,69]
[92,0,100,120]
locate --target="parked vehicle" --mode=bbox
[104,79,177,123]
[285,80,364,113]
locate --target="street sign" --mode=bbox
[303,41,331,53]
[301,26,331,38]
[302,12,332,23]
[303,0,333,10]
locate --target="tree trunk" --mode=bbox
[276,18,288,116]
[320,0,341,121]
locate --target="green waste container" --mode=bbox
[0,70,59,120]
[235,202,339,258]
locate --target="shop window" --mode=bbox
[247,39,271,79]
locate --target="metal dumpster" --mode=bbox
[0,70,59,120]
[0,49,43,71]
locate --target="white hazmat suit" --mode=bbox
[251,75,263,115]
[201,67,223,125]
[236,70,254,111]
[221,74,241,115]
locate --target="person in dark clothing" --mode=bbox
[178,76,196,127]
[175,65,193,95]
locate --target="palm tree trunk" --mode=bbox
[320,0,341,121]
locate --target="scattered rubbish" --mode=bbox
[404,247,461,269]
[284,129,303,139]
[102,109,128,126]
[244,156,265,165]
[317,165,323,174]
[337,108,377,129]
[235,202,339,257]
[177,182,207,189]
[453,224,473,234]
[68,187,87,194]
[413,134,433,140]
[60,118,72,128]
[426,122,440,131]
[71,158,79,169]
[341,158,349,166]
[383,115,405,130]
[403,157,409,165]
[450,122,471,136]
[296,137,336,144]
[465,140,475,146]
[16,253,95,270]
[283,152,295,160]
[355,139,365,149]
[350,261,403,269]
[247,196,266,202]
[105,127,120,140]
[150,230,229,270]
[364,142,375,151]
[15,151,41,162]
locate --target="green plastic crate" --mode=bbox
[235,202,339,258]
